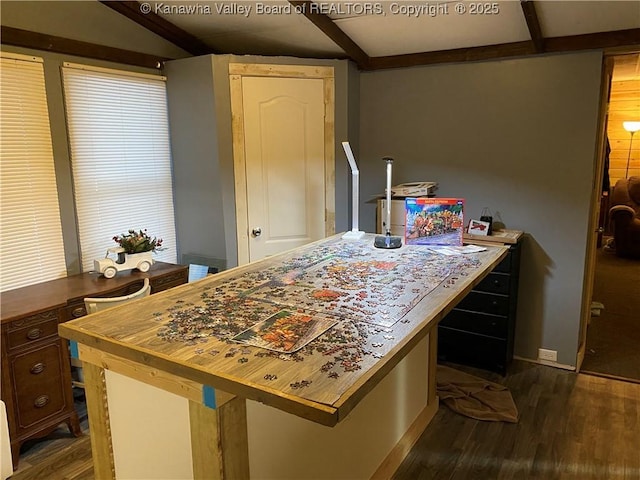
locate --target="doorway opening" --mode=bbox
[581,53,640,383]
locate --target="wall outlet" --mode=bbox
[538,348,558,362]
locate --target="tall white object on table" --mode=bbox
[374,157,403,249]
[341,141,366,240]
[0,401,12,480]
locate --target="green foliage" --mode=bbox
[112,229,164,254]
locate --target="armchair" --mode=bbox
[609,176,640,258]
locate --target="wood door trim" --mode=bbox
[576,55,614,371]
[228,63,334,78]
[229,63,336,265]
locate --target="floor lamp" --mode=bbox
[623,121,640,178]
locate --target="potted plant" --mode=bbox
[94,229,164,278]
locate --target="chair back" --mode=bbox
[84,278,151,314]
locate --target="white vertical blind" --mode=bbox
[62,64,177,271]
[0,54,67,292]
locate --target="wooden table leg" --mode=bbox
[83,362,116,480]
[189,396,250,480]
[428,327,438,406]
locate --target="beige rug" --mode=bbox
[436,365,519,423]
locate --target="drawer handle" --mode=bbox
[491,301,499,307]
[493,280,501,287]
[26,328,43,340]
[72,307,86,318]
[34,395,50,408]
[30,362,46,374]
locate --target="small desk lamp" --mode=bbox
[341,141,365,240]
[374,157,402,249]
[623,121,640,178]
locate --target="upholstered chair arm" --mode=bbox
[609,205,636,223]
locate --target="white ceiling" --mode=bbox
[153,0,640,63]
[1,0,637,72]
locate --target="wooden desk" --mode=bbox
[0,262,188,468]
[59,235,506,479]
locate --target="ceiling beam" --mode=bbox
[545,29,640,54]
[98,0,212,56]
[368,42,535,71]
[0,26,167,70]
[367,30,640,71]
[288,0,370,69]
[520,0,545,53]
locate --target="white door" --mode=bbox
[230,65,335,264]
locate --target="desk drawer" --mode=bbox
[475,272,510,295]
[11,343,67,429]
[440,309,507,338]
[456,291,510,317]
[151,270,189,293]
[6,310,59,350]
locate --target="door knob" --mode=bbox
[252,227,262,237]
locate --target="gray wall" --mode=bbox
[166,54,357,270]
[358,52,604,366]
[165,56,227,270]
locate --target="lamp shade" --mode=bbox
[623,121,640,133]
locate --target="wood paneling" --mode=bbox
[607,54,640,185]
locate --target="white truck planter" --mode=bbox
[94,247,154,278]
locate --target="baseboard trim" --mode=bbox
[580,369,640,385]
[513,355,576,371]
[370,398,439,480]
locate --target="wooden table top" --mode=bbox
[59,234,506,426]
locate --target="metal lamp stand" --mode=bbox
[374,157,402,249]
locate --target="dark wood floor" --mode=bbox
[394,361,640,480]
[582,246,640,382]
[10,361,640,480]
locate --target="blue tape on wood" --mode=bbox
[69,340,79,359]
[203,385,216,409]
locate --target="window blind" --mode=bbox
[0,54,67,292]
[62,63,177,271]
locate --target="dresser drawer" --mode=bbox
[456,291,510,317]
[437,326,510,374]
[6,310,59,350]
[11,343,67,429]
[440,309,508,338]
[493,252,512,273]
[474,272,510,295]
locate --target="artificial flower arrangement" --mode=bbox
[112,229,164,254]
[95,229,164,278]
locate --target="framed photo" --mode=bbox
[405,198,464,246]
[468,219,491,236]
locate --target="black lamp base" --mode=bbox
[374,234,402,249]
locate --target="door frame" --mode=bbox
[576,56,614,371]
[229,63,335,265]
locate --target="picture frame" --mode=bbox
[468,219,491,236]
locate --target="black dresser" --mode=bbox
[438,230,523,375]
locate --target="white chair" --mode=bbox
[84,278,151,314]
[72,278,152,387]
